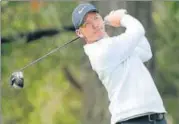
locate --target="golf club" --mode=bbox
[10,20,111,89]
[10,37,80,89]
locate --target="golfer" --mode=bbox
[72,3,167,124]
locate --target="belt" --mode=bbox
[147,113,165,121]
[117,113,165,124]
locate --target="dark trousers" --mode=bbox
[116,114,167,124]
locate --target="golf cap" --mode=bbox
[72,3,98,29]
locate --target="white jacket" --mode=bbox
[83,14,166,124]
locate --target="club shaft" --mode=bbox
[19,37,80,71]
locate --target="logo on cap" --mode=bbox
[78,6,86,14]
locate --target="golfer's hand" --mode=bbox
[104,9,127,27]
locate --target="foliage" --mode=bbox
[1,1,82,124]
[153,1,179,123]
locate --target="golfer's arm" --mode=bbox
[134,36,152,62]
[108,14,145,62]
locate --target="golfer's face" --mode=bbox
[79,12,105,42]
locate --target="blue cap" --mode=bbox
[72,3,98,29]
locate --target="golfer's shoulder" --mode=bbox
[100,36,118,43]
[99,35,124,45]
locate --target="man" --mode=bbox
[72,3,167,124]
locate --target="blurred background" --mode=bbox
[1,1,179,124]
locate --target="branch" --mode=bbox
[1,26,75,44]
[63,25,75,32]
[62,66,83,92]
[26,29,59,42]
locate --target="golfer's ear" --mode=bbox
[76,29,84,38]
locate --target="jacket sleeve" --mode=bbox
[101,14,145,65]
[134,36,152,62]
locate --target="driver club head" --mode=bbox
[10,71,24,89]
